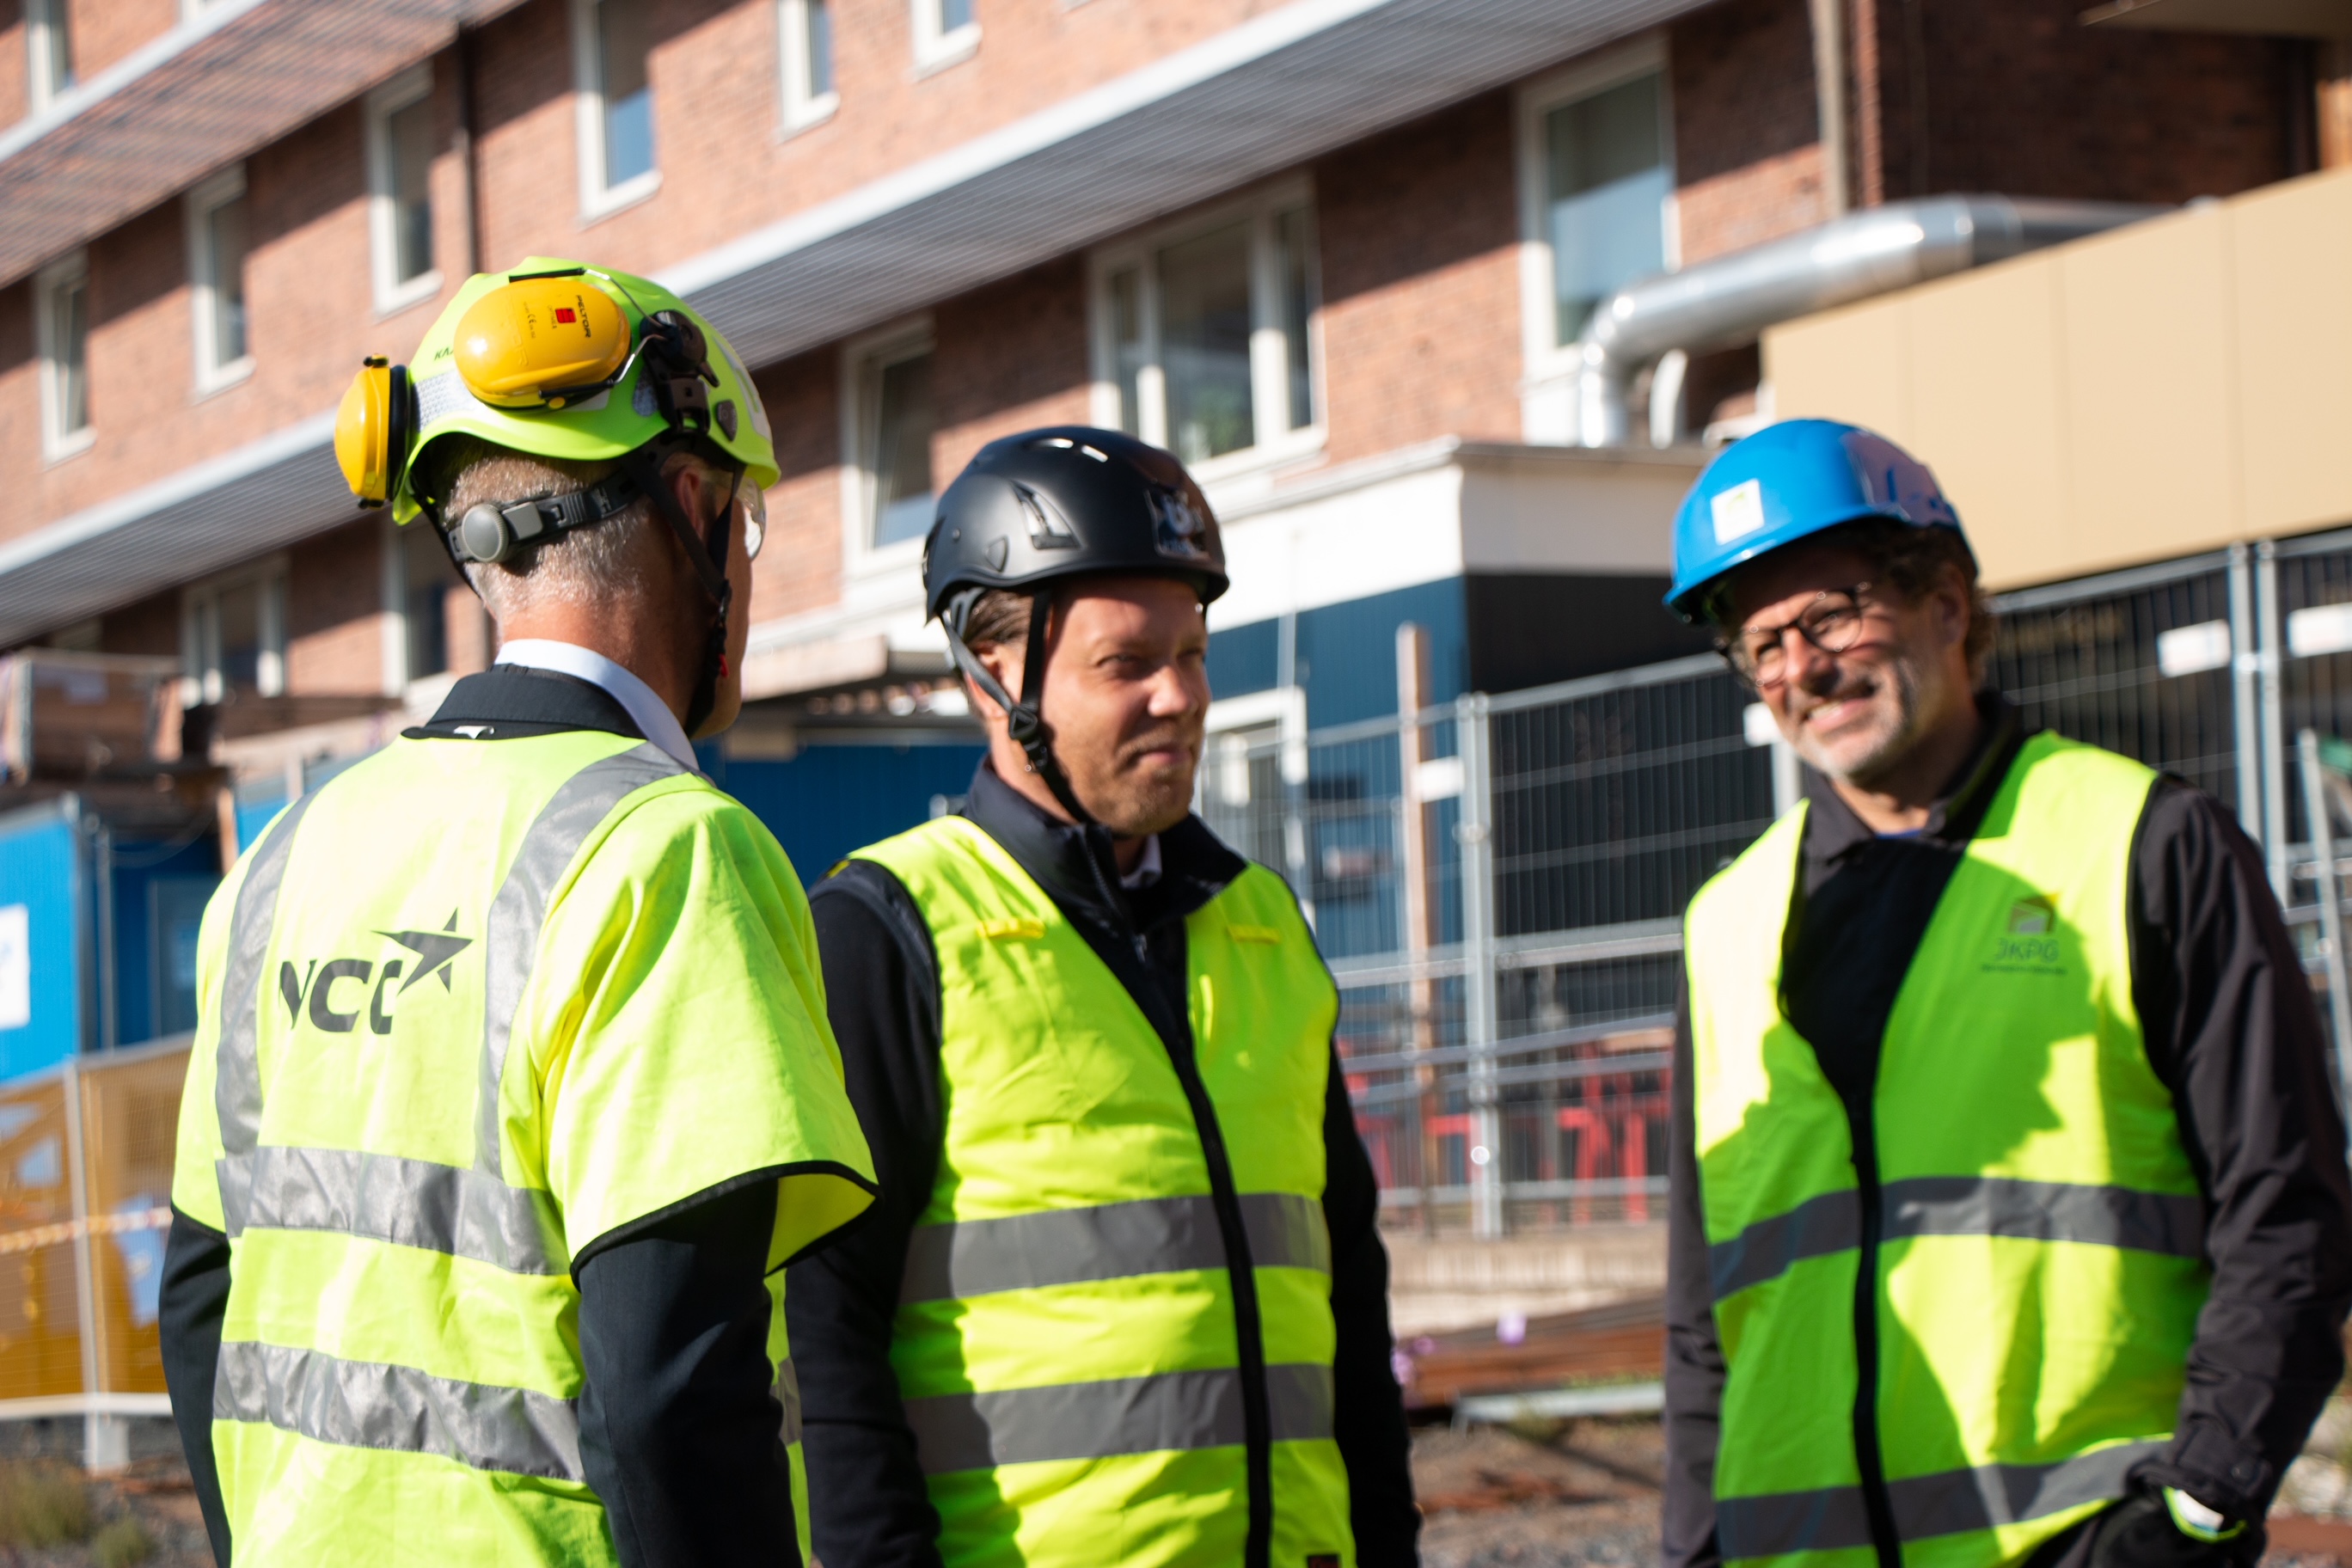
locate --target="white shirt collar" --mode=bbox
[494,639,701,775]
[1118,834,1162,891]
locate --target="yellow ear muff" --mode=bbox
[453,276,632,407]
[336,358,400,505]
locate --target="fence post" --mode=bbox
[2262,543,2290,903]
[1457,692,1504,1239]
[61,1056,125,1472]
[1395,627,1437,1234]
[2300,731,2352,1109]
[2230,543,2263,845]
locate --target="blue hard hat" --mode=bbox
[1663,419,1967,622]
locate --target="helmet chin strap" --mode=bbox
[943,586,1097,828]
[620,444,737,737]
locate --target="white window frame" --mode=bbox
[365,64,442,317]
[26,0,73,113]
[839,315,937,584]
[187,164,254,395]
[573,0,663,219]
[181,560,287,707]
[779,0,838,133]
[910,0,978,74]
[1086,179,1324,487]
[1516,37,1675,400]
[34,252,93,462]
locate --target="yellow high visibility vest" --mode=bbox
[171,730,875,1567]
[854,814,1355,1568]
[1684,733,2207,1566]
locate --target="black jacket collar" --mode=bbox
[962,759,1245,938]
[1802,690,2027,867]
[405,663,645,742]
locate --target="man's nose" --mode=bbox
[1785,628,1842,694]
[1146,662,1200,715]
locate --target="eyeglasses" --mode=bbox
[1720,584,1879,689]
[739,481,767,562]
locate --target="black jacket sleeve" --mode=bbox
[786,862,948,1568]
[575,1179,801,1568]
[1662,977,1725,1568]
[1320,1052,1421,1565]
[2130,782,2352,1519]
[161,1207,235,1568]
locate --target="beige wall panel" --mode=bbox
[1763,292,1914,441]
[2054,209,2239,573]
[2231,169,2352,538]
[1900,258,2074,591]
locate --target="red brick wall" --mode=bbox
[0,1,26,129]
[1314,93,1522,467]
[66,0,175,82]
[745,350,842,626]
[98,591,179,662]
[1671,0,1828,262]
[1876,0,2293,205]
[932,256,1093,483]
[285,519,387,695]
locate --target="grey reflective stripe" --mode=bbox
[215,792,323,1159]
[900,1192,1330,1303]
[475,744,683,1174]
[775,1357,801,1447]
[213,1339,584,1483]
[1883,1176,2206,1260]
[215,1145,567,1275]
[905,1361,1335,1475]
[1711,1177,2208,1301]
[1710,1189,1860,1301]
[1716,1442,2166,1558]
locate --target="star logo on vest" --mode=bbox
[377,912,473,994]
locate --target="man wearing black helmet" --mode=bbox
[785,427,1419,1568]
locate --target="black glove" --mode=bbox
[2088,1490,2264,1568]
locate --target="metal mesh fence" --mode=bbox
[1206,547,2276,1238]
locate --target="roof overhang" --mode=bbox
[0,0,1710,646]
[0,0,528,290]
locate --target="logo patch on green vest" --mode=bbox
[276,912,473,1037]
[1988,895,2065,972]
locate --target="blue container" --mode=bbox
[0,799,88,1080]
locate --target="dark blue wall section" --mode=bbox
[711,741,989,889]
[108,836,219,1046]
[1209,578,1469,729]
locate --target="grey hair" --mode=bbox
[432,440,713,625]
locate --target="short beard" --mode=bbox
[1792,655,1926,788]
[1067,729,1199,838]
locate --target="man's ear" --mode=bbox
[965,641,1021,726]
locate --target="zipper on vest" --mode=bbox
[1161,1023,1277,1568]
[1846,1106,1902,1568]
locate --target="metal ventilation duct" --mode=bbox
[1573,196,2164,448]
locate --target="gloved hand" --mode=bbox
[2087,1489,2264,1568]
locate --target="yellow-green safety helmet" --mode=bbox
[334,258,778,529]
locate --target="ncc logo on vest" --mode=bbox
[278,914,474,1036]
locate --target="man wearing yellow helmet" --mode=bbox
[158,260,877,1568]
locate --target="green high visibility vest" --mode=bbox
[171,730,876,1568]
[1684,733,2209,1567]
[854,814,1356,1567]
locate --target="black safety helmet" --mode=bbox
[922,426,1228,825]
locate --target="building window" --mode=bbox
[182,567,286,707]
[26,0,75,113]
[845,325,938,556]
[188,166,253,392]
[398,523,455,684]
[575,0,659,213]
[911,0,977,71]
[367,65,439,315]
[780,0,837,130]
[1542,69,1670,345]
[1090,187,1320,474]
[34,254,92,462]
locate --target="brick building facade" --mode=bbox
[0,0,2324,1047]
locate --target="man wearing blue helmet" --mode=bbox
[1659,420,2352,1568]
